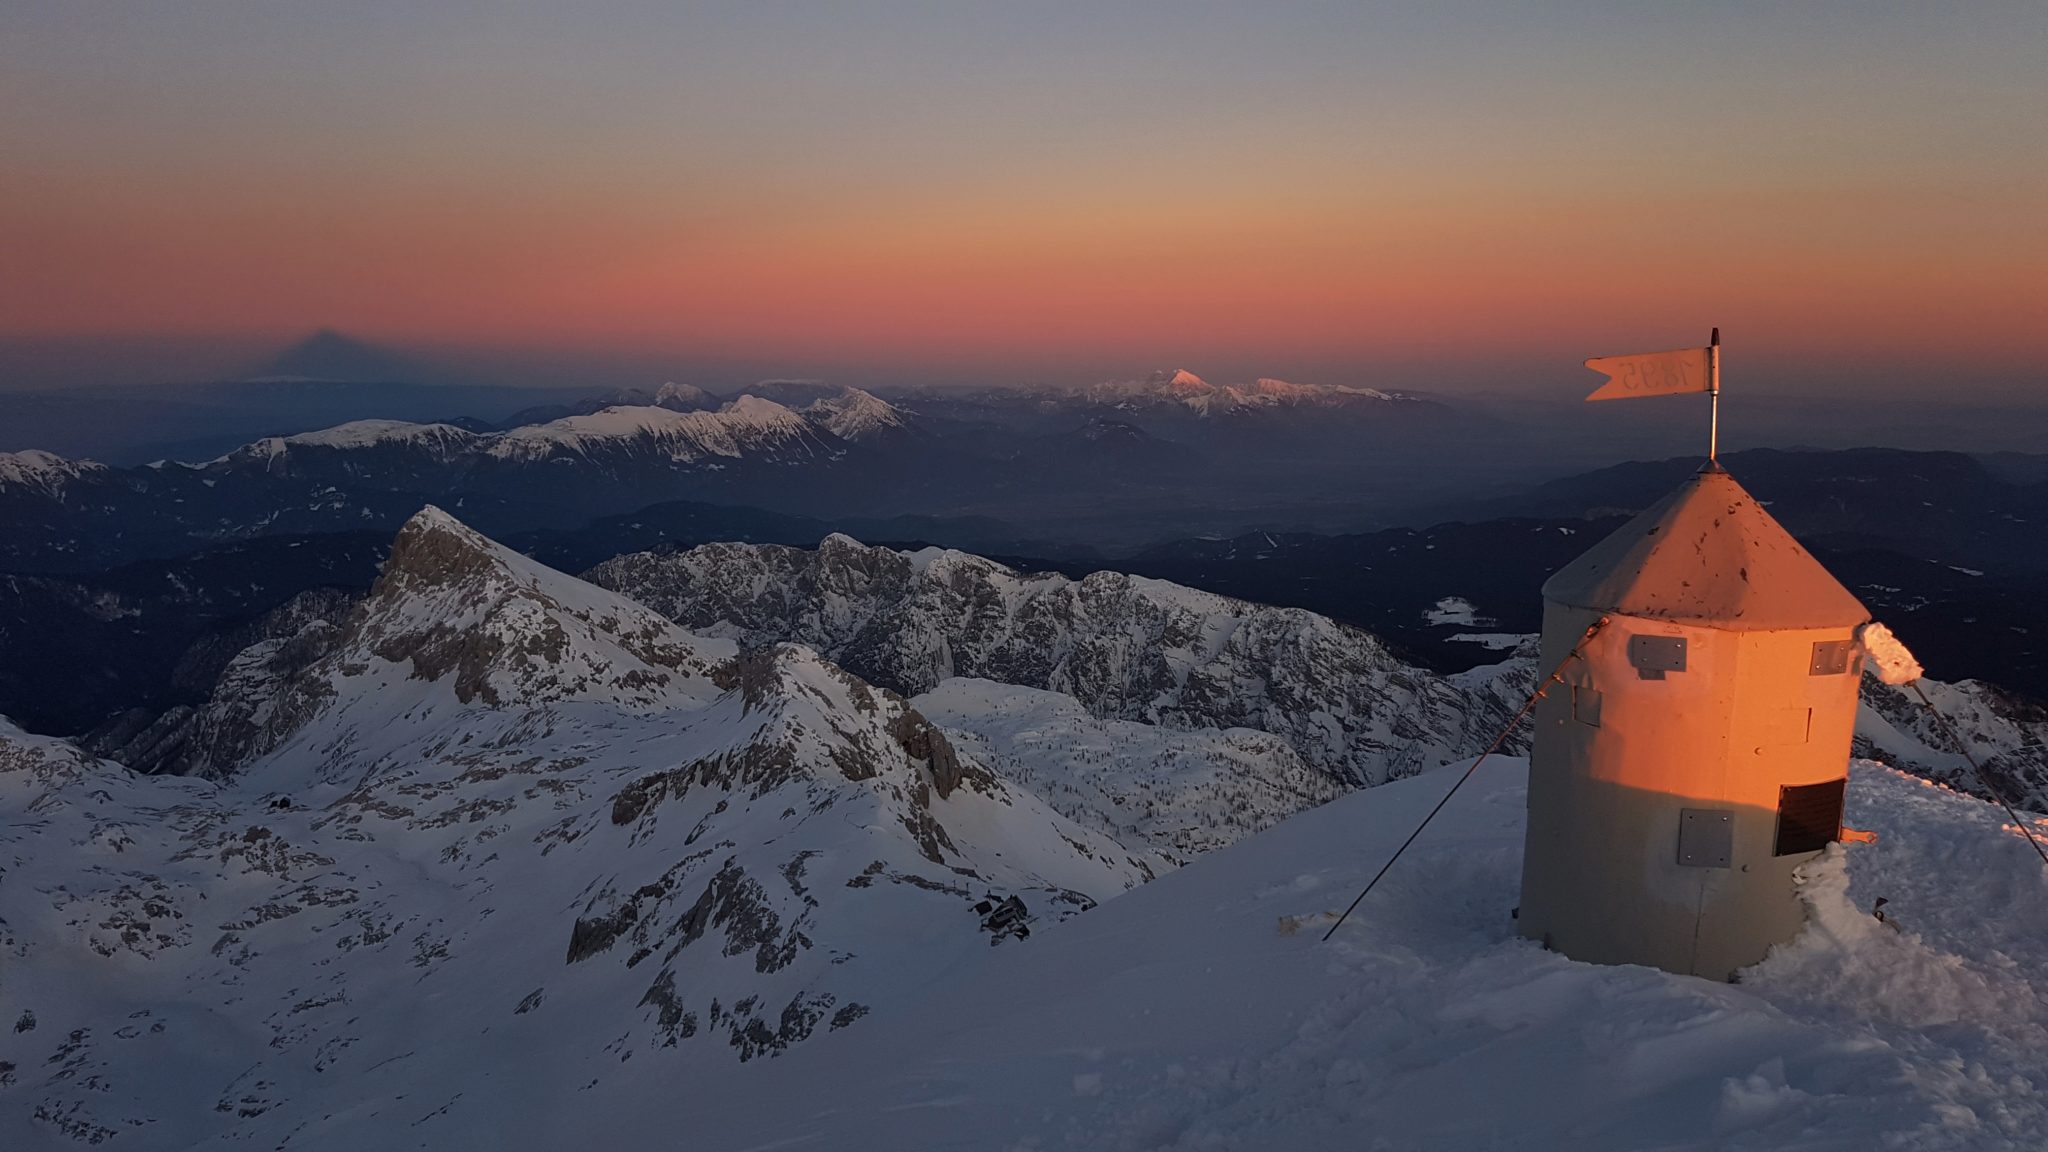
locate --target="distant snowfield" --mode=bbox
[685,759,2048,1152]
[1449,630,1534,650]
[1426,596,1492,627]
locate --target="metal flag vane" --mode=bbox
[1583,327,1723,463]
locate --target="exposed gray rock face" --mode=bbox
[167,588,364,699]
[587,535,1527,786]
[1857,674,2048,813]
[83,589,360,778]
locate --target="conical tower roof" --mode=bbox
[1542,465,1868,630]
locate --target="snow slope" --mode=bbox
[679,757,2048,1151]
[915,677,1342,863]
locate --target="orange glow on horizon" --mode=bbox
[9,169,2043,375]
[6,0,2044,383]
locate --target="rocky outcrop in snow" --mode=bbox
[81,589,360,779]
[1857,674,2048,813]
[349,505,733,711]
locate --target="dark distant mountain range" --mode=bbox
[0,370,1527,569]
[0,378,599,464]
[1434,447,2048,574]
[0,389,919,572]
[1061,517,2048,704]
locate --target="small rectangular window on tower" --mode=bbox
[1774,778,1847,856]
[1572,685,1603,727]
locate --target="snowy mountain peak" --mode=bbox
[1252,377,1370,401]
[1250,376,1306,395]
[0,448,105,495]
[722,393,805,424]
[653,381,717,410]
[287,419,478,449]
[356,506,733,713]
[204,419,484,467]
[181,393,838,475]
[486,398,826,464]
[384,501,500,568]
[803,387,906,440]
[1151,368,1211,393]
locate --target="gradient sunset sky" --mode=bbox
[3,2,2043,391]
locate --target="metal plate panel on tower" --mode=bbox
[1809,640,1856,676]
[1677,808,1733,868]
[1628,635,1688,680]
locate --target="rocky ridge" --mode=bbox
[588,534,1532,787]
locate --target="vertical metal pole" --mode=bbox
[1707,327,1721,462]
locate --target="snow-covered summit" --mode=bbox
[214,419,484,467]
[653,380,718,410]
[119,505,742,783]
[332,503,736,713]
[1082,370,1417,415]
[488,396,825,464]
[0,448,105,495]
[802,387,907,440]
[1252,376,1399,402]
[182,393,850,474]
[1085,368,1208,406]
[286,419,479,450]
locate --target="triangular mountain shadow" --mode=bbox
[247,330,438,383]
